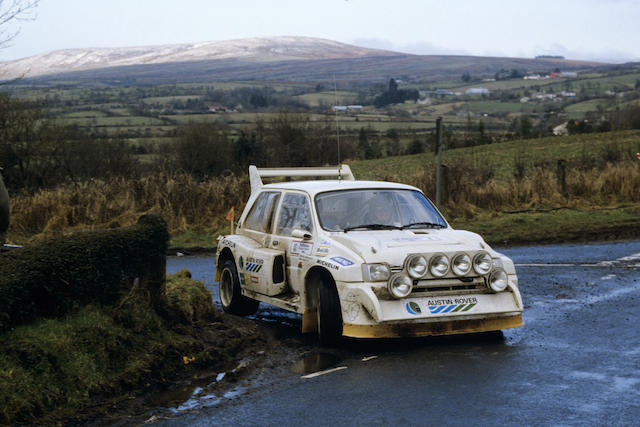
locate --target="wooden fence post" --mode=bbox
[557,159,567,196]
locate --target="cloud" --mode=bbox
[352,37,638,63]
[351,38,469,56]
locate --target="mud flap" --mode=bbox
[302,308,318,333]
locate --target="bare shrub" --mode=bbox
[595,162,640,202]
[8,156,640,237]
[10,172,250,234]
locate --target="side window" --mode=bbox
[276,193,313,236]
[244,192,281,233]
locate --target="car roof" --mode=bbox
[261,179,421,196]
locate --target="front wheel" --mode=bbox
[219,259,259,316]
[317,279,343,346]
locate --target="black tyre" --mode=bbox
[317,278,343,346]
[219,259,259,316]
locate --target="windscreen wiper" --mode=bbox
[343,223,403,233]
[401,222,447,230]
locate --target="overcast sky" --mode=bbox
[2,0,639,62]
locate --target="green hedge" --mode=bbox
[0,214,169,334]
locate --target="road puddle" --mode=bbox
[290,351,342,375]
[143,371,233,417]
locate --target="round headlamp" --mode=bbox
[388,273,413,298]
[429,254,450,277]
[406,255,428,279]
[489,269,508,292]
[473,252,493,275]
[452,253,472,276]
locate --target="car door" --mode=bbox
[239,191,287,296]
[271,191,315,293]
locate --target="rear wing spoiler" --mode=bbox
[249,165,355,194]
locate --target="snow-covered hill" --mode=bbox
[1,36,401,79]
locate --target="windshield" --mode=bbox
[315,189,447,232]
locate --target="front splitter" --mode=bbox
[342,314,523,338]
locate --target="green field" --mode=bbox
[351,129,640,182]
[4,64,638,166]
[60,116,168,127]
[463,100,536,114]
[294,90,358,106]
[142,95,203,104]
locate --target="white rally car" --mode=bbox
[216,165,523,344]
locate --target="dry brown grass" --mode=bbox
[10,172,250,235]
[8,160,640,240]
[409,160,640,215]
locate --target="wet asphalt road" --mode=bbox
[162,240,640,426]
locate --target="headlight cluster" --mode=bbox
[403,252,494,280]
[489,269,508,292]
[388,273,413,298]
[379,251,510,299]
[406,255,428,278]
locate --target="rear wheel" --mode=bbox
[219,259,259,315]
[317,277,343,346]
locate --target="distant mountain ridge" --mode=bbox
[1,36,402,79]
[0,36,608,84]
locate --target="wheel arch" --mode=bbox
[304,266,337,312]
[302,266,337,335]
[216,247,236,281]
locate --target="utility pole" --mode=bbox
[435,117,443,208]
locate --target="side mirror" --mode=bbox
[291,229,312,240]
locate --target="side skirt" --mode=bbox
[241,288,302,313]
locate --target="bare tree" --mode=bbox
[0,1,39,244]
[0,167,8,245]
[0,0,39,49]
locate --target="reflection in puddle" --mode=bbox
[291,352,342,375]
[144,371,239,416]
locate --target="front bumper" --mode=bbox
[343,314,523,338]
[337,279,523,338]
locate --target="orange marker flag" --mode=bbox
[226,206,235,221]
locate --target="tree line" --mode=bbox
[0,94,433,191]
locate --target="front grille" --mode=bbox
[411,277,488,296]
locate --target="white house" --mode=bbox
[465,87,490,95]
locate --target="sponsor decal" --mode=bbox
[237,257,246,285]
[427,297,478,314]
[300,255,313,263]
[245,263,263,273]
[247,257,264,264]
[345,302,361,321]
[406,301,422,315]
[221,238,236,248]
[330,256,354,266]
[315,246,330,257]
[291,241,313,255]
[250,275,259,284]
[240,273,247,286]
[316,259,339,270]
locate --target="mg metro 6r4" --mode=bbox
[216,165,523,344]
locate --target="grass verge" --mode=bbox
[0,270,242,425]
[451,203,640,247]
